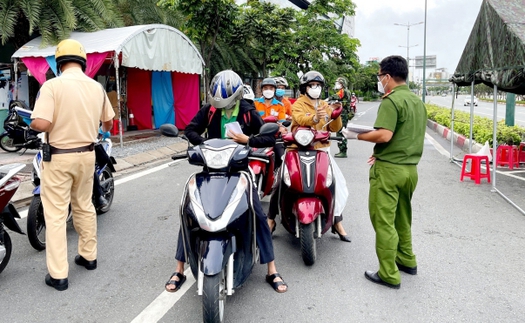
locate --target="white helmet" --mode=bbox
[208,70,244,109]
[243,84,255,100]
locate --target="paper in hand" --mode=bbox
[346,123,375,133]
[225,121,242,137]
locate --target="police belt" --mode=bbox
[50,143,95,155]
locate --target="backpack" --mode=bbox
[207,106,251,128]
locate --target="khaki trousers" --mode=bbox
[369,160,418,285]
[41,151,96,279]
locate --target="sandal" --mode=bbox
[265,273,288,293]
[165,272,186,293]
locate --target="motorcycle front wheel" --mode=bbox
[96,168,114,214]
[0,134,22,153]
[202,272,226,323]
[0,230,13,274]
[300,222,317,266]
[27,195,46,251]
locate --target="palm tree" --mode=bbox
[0,0,123,49]
[115,0,183,28]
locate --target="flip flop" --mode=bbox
[165,272,186,293]
[266,273,288,293]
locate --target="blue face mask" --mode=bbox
[275,89,285,97]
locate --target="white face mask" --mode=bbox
[263,90,274,99]
[334,82,342,90]
[307,86,322,99]
[377,76,388,94]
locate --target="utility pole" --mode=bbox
[422,0,428,103]
[394,21,423,82]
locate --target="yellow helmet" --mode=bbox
[55,39,87,72]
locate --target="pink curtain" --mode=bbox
[85,52,108,78]
[172,72,200,130]
[21,57,49,84]
[127,68,152,130]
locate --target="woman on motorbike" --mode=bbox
[267,70,351,242]
[165,70,288,293]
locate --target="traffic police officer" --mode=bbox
[343,55,427,289]
[31,39,115,291]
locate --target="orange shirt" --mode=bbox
[253,97,286,121]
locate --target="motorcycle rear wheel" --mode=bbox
[300,222,317,266]
[27,195,46,251]
[0,230,13,274]
[96,168,114,214]
[0,134,22,153]
[202,272,226,323]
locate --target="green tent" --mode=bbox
[449,0,525,94]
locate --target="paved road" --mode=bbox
[1,102,524,322]
[426,94,525,127]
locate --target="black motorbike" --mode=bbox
[0,100,41,153]
[160,122,278,323]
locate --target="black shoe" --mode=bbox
[96,196,109,209]
[364,271,400,289]
[75,255,97,270]
[45,274,68,291]
[396,262,417,275]
[331,225,351,243]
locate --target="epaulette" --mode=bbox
[381,90,395,99]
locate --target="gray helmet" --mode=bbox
[274,77,289,88]
[299,71,325,94]
[208,70,244,109]
[336,76,348,88]
[260,77,277,90]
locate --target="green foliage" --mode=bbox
[353,61,379,99]
[426,104,525,146]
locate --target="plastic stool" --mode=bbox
[460,154,491,184]
[519,142,525,163]
[496,145,519,169]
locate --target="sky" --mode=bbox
[352,0,484,79]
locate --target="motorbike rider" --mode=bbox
[273,77,293,120]
[267,70,351,242]
[328,76,353,158]
[165,70,288,294]
[253,78,287,170]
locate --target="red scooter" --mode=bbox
[274,108,342,265]
[249,116,289,199]
[350,96,357,114]
[0,163,26,274]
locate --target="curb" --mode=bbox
[11,141,188,205]
[427,120,484,153]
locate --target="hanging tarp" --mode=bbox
[449,0,525,94]
[152,71,175,128]
[11,24,204,74]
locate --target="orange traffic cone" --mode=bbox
[127,112,138,131]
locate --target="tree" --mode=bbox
[0,0,123,49]
[116,0,182,28]
[353,62,379,100]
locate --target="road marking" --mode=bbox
[131,268,196,323]
[425,133,449,156]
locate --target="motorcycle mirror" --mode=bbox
[258,123,280,136]
[330,106,343,120]
[159,124,179,137]
[281,121,291,127]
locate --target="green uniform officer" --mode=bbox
[342,55,427,289]
[329,76,353,158]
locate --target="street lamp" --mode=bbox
[394,21,423,80]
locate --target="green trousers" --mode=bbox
[369,160,418,285]
[337,112,354,153]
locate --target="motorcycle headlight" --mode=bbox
[326,164,333,187]
[283,165,291,186]
[294,129,314,146]
[202,147,235,168]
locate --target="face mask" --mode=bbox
[307,86,322,99]
[275,89,285,97]
[334,82,342,90]
[377,76,388,94]
[263,90,274,99]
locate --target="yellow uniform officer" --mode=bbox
[30,39,115,291]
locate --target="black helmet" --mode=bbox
[299,71,325,94]
[208,70,244,109]
[55,39,87,72]
[260,78,277,90]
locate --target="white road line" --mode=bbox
[425,133,450,157]
[131,268,196,323]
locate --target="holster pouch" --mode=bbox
[42,143,52,162]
